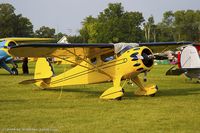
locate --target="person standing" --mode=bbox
[22,57,29,74]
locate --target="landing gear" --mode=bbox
[131,76,158,97]
[149,85,158,97]
[143,72,147,82]
[116,88,125,100]
[116,97,122,100]
[100,87,124,100]
[11,68,18,75]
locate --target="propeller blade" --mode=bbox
[154,54,168,60]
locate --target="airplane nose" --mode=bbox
[141,48,154,68]
[130,48,154,68]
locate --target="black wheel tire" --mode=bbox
[116,97,122,101]
[122,88,125,93]
[150,85,158,97]
[115,88,124,100]
[11,68,18,75]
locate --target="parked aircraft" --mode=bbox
[9,42,191,100]
[166,44,200,82]
[0,38,54,74]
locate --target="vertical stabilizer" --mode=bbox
[57,36,69,43]
[34,58,54,79]
[181,46,200,68]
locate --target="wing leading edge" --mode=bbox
[9,43,114,58]
[2,37,55,44]
[9,42,193,58]
[139,42,193,53]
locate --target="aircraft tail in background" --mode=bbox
[57,36,69,44]
[19,58,54,88]
[181,45,200,68]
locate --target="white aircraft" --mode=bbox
[166,44,200,81]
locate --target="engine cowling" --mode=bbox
[129,46,154,72]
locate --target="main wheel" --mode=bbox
[11,68,18,75]
[116,97,122,100]
[115,88,124,100]
[150,85,158,97]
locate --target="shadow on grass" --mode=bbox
[157,87,200,97]
[43,86,200,100]
[0,73,34,76]
[124,87,200,100]
[0,99,28,103]
[43,87,102,97]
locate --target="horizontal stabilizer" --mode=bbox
[19,78,50,84]
[166,66,186,75]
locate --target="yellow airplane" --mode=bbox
[0,37,54,74]
[9,42,191,100]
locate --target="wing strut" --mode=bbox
[55,49,113,79]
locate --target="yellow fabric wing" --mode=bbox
[3,37,55,44]
[9,43,114,59]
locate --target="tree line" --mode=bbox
[0,3,200,42]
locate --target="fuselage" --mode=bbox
[179,45,200,79]
[185,69,200,79]
[0,40,13,62]
[37,46,154,88]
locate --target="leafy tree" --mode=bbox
[13,14,33,37]
[156,10,200,41]
[35,26,55,38]
[0,3,15,37]
[80,16,98,43]
[55,32,67,41]
[156,11,175,42]
[174,10,200,41]
[143,15,156,42]
[68,35,84,43]
[0,3,33,38]
[80,3,144,43]
[119,11,144,42]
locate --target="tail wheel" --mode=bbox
[11,68,18,75]
[150,85,158,97]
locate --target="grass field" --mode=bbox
[0,63,200,133]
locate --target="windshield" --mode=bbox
[0,40,6,48]
[114,43,139,56]
[117,45,133,56]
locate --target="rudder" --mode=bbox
[181,46,200,68]
[34,58,54,79]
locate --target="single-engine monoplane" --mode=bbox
[9,42,191,99]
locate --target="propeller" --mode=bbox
[153,53,168,60]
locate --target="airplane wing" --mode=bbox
[166,66,200,76]
[9,43,114,59]
[166,66,186,75]
[8,42,193,59]
[139,42,193,53]
[2,37,55,44]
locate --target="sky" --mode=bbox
[0,0,200,35]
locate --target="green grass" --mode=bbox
[0,63,200,133]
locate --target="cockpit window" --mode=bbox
[90,57,97,64]
[0,40,6,48]
[117,45,133,56]
[101,52,115,62]
[8,41,16,47]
